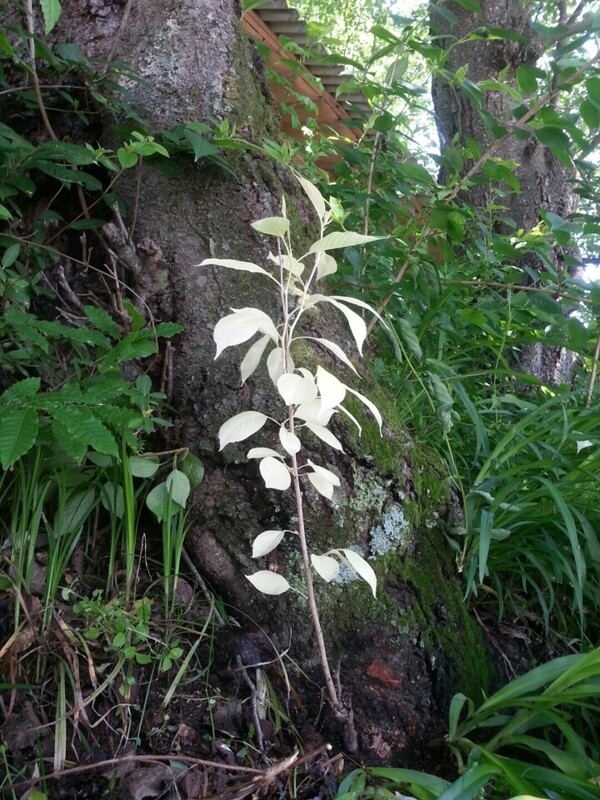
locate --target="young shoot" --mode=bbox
[199,174,384,730]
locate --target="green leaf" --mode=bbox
[437,763,499,800]
[580,99,600,131]
[586,76,600,105]
[0,406,38,468]
[453,0,482,11]
[83,305,121,338]
[430,4,458,27]
[242,0,270,11]
[0,32,15,57]
[396,318,422,361]
[49,407,119,456]
[52,418,88,463]
[32,141,97,166]
[66,218,106,231]
[40,0,62,33]
[154,322,184,338]
[397,161,436,186]
[535,127,571,163]
[165,469,191,507]
[100,481,124,518]
[478,508,494,583]
[34,161,102,190]
[516,65,539,95]
[448,693,473,741]
[122,299,145,332]
[54,488,96,536]
[128,455,160,478]
[0,205,12,220]
[2,243,20,268]
[373,111,395,133]
[369,767,449,798]
[101,332,158,367]
[146,482,184,522]
[24,791,48,800]
[179,452,204,489]
[117,147,138,169]
[1,377,40,402]
[182,128,218,161]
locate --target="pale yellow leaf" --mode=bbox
[259,456,291,490]
[246,571,290,595]
[316,365,346,409]
[279,425,301,455]
[277,372,318,406]
[214,308,278,359]
[219,411,268,450]
[252,530,286,558]
[311,553,339,582]
[339,548,377,597]
[240,334,270,384]
[304,421,343,451]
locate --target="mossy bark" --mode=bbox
[54,0,492,762]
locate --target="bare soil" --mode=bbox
[0,560,553,800]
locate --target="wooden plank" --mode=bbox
[242,9,363,162]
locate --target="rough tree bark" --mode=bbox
[431,0,579,384]
[38,0,493,762]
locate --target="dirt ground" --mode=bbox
[0,560,555,800]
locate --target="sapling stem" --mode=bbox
[204,179,382,753]
[288,409,340,712]
[279,237,341,713]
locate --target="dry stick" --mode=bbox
[4,746,327,797]
[369,49,600,327]
[2,755,263,797]
[566,0,589,28]
[235,654,266,757]
[288,443,357,750]
[104,0,135,67]
[181,548,226,628]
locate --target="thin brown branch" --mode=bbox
[363,132,382,238]
[441,278,592,307]
[2,753,265,797]
[24,0,57,142]
[288,421,339,711]
[566,0,588,28]
[445,49,600,204]
[586,331,600,407]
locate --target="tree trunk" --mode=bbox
[431,0,578,384]
[34,0,493,762]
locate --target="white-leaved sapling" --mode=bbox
[199,175,385,749]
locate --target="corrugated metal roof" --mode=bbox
[251,0,370,122]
